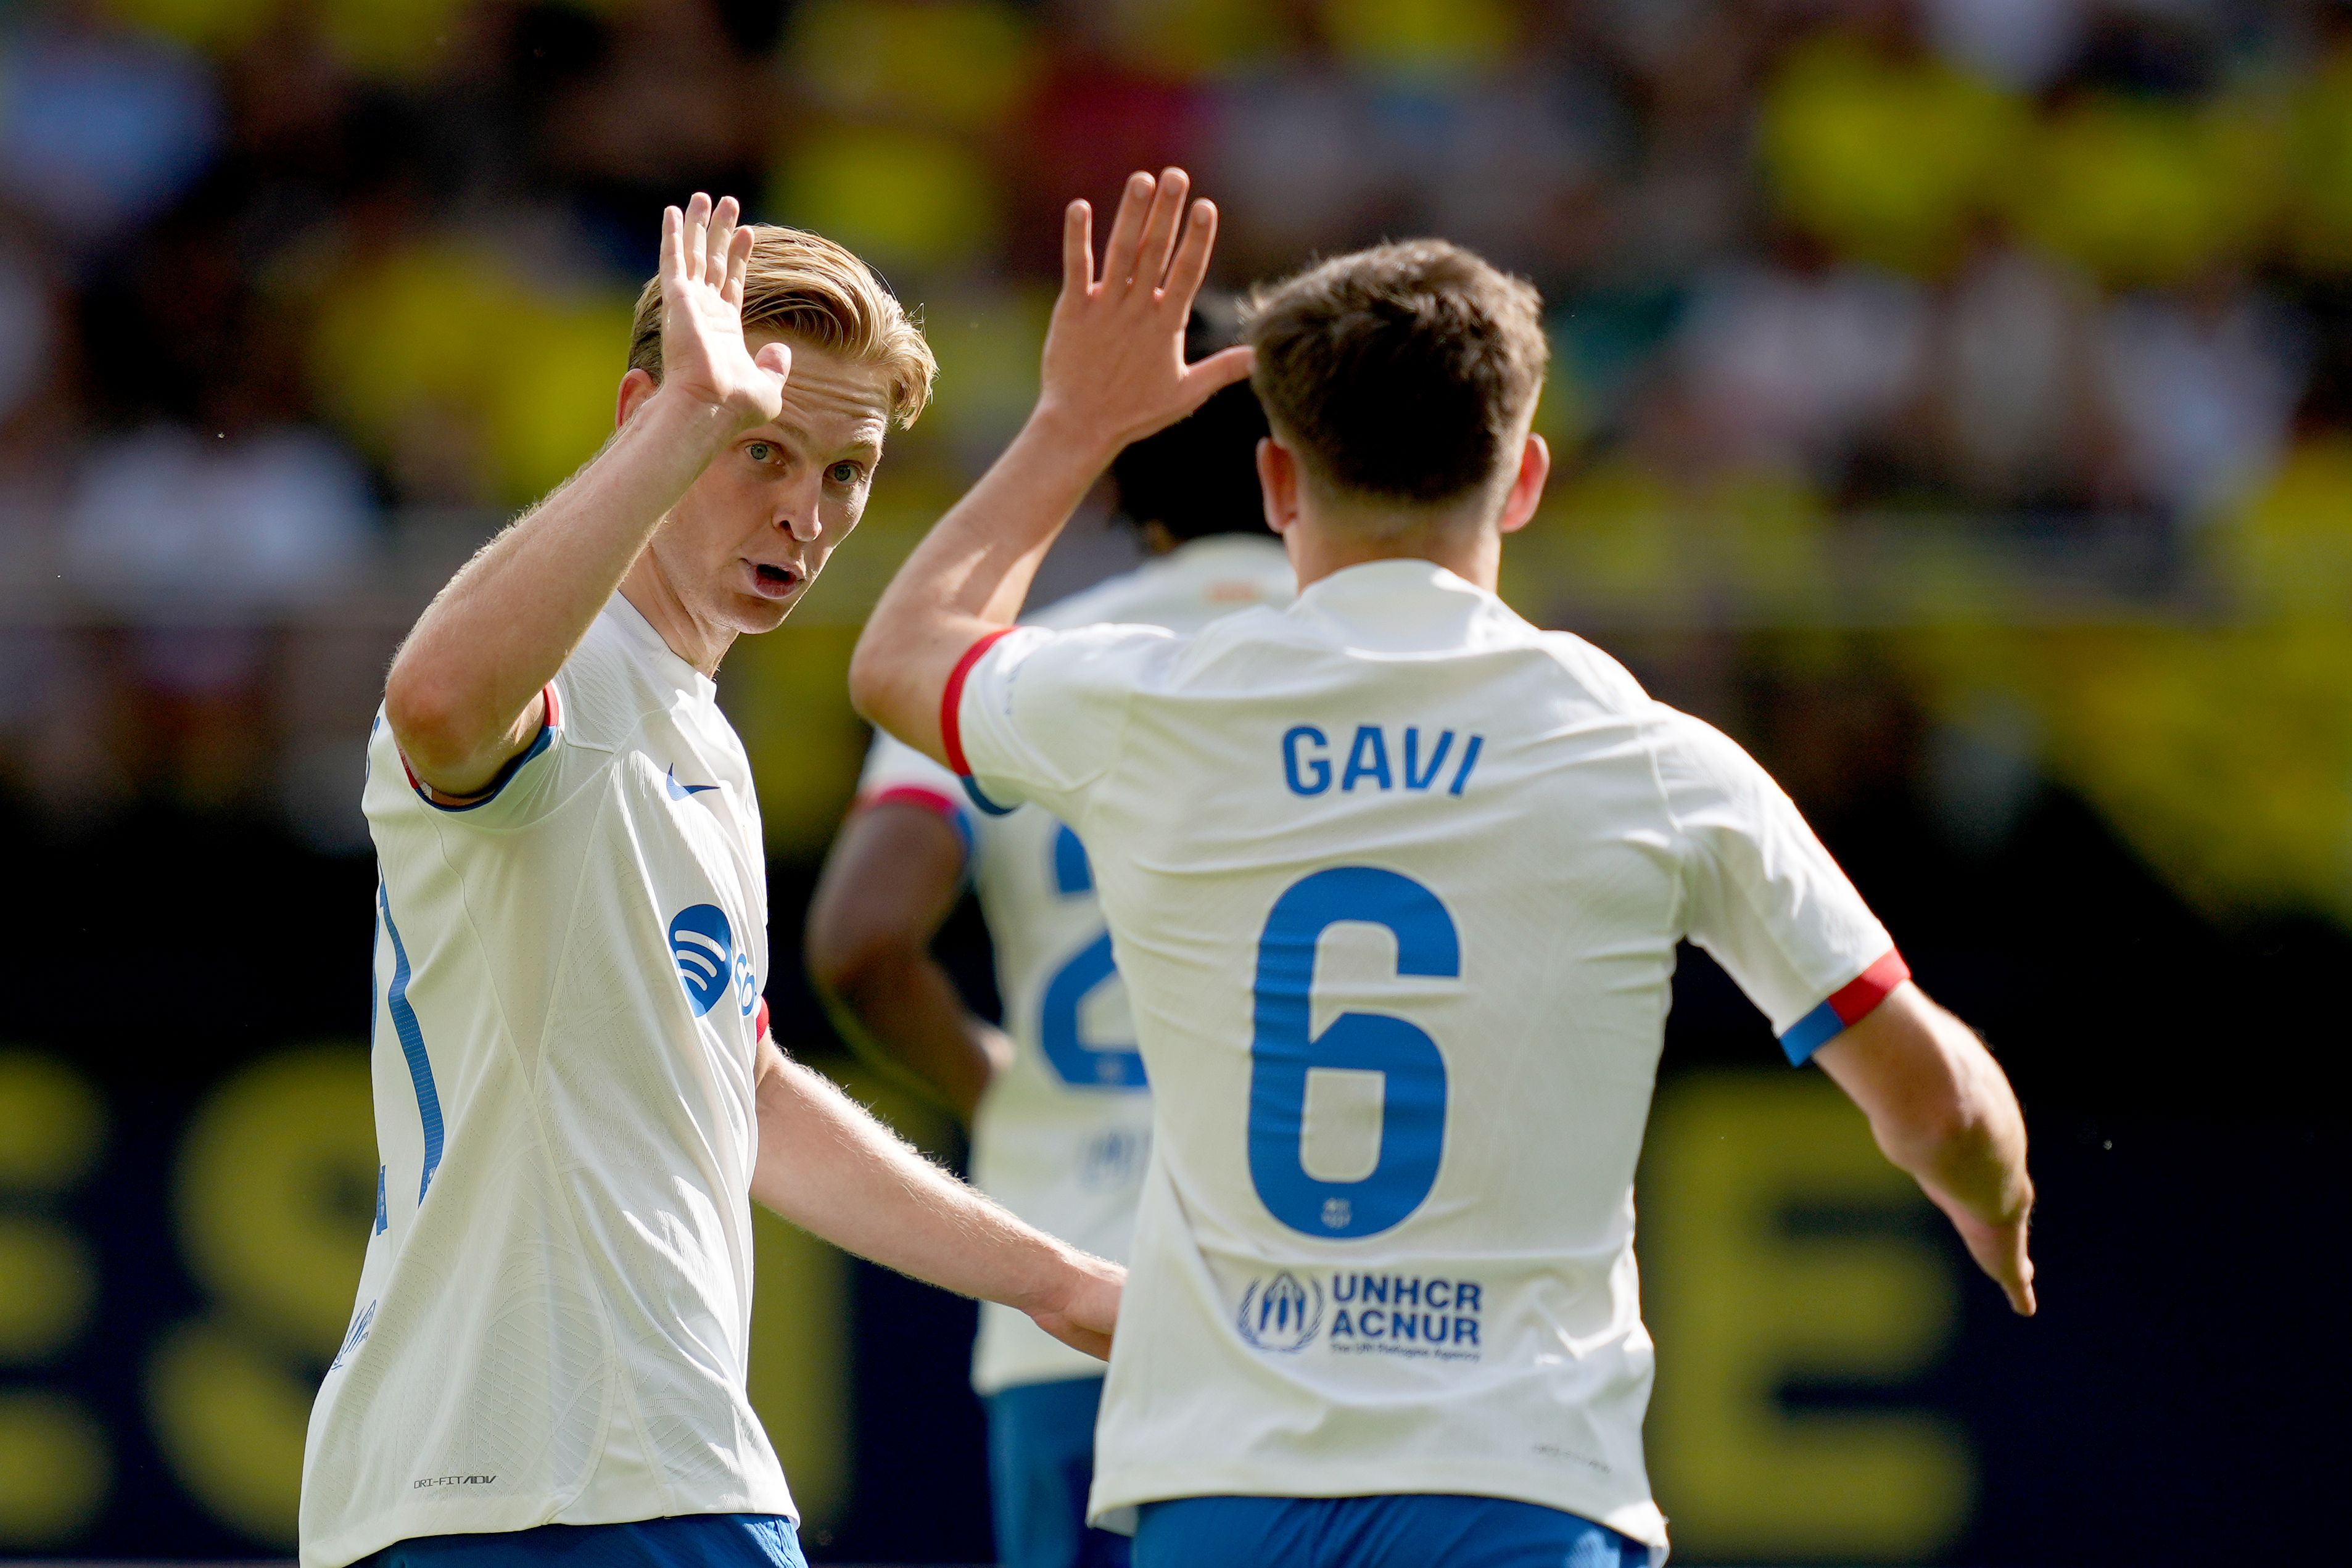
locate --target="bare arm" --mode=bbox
[847,167,1252,763]
[385,194,790,795]
[806,801,1013,1123]
[750,1035,1120,1356]
[1814,983,2037,1314]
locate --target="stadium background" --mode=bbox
[0,0,2346,1560]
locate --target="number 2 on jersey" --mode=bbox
[1039,823,1147,1088]
[1248,867,1458,1239]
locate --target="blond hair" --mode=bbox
[628,224,936,426]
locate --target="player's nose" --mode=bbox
[773,483,823,542]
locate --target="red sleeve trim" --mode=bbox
[940,628,1014,777]
[1829,948,1911,1026]
[863,784,964,820]
[754,996,772,1042]
[1778,947,1910,1065]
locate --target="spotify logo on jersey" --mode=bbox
[668,904,735,1017]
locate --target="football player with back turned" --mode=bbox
[850,169,2034,1568]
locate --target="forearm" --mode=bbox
[820,951,1010,1123]
[1880,1020,2033,1229]
[751,1047,1081,1311]
[1823,989,2032,1228]
[1817,984,2037,1314]
[388,388,737,787]
[848,405,1109,761]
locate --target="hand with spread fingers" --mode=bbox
[658,192,793,429]
[847,165,1256,765]
[1037,167,1256,463]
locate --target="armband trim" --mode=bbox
[941,628,1014,777]
[1780,948,1910,1066]
[862,784,976,857]
[400,684,562,813]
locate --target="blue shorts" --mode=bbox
[984,1376,1132,1568]
[1134,1493,1648,1568]
[364,1512,806,1568]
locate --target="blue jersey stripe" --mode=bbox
[378,883,445,1201]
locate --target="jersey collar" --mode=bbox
[606,592,719,702]
[1286,558,1521,652]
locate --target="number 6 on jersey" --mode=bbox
[1247,866,1459,1239]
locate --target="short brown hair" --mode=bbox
[1245,239,1546,506]
[628,224,936,426]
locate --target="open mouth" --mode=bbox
[751,563,799,599]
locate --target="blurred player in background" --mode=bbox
[300,196,1121,1568]
[804,297,1291,1568]
[851,169,2035,1567]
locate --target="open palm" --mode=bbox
[1039,167,1255,457]
[658,192,791,429]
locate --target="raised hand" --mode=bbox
[658,192,792,429]
[1038,167,1255,460]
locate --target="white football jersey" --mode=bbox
[302,597,792,1568]
[945,560,1906,1556]
[856,534,1297,1396]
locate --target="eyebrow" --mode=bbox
[759,421,886,460]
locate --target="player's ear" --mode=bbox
[1496,432,1550,536]
[1257,437,1299,535]
[617,368,661,430]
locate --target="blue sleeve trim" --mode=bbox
[1778,999,1844,1066]
[1776,949,1912,1067]
[410,716,556,813]
[960,773,1017,818]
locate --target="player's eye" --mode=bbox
[745,442,775,463]
[828,461,862,485]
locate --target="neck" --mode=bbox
[620,553,735,676]
[1284,510,1500,593]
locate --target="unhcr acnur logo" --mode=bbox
[1236,1271,1324,1353]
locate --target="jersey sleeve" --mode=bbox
[385,679,572,828]
[1657,711,1908,1065]
[944,622,1181,824]
[855,728,976,860]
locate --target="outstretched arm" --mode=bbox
[1815,984,2037,1314]
[848,167,1253,764]
[750,1035,1120,1356]
[807,801,1012,1123]
[385,194,790,796]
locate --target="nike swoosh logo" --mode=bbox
[666,766,720,799]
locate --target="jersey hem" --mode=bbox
[972,1360,1112,1397]
[301,1488,800,1568]
[1089,1462,1667,1551]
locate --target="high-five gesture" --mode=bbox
[1039,168,1255,461]
[849,166,1253,764]
[659,192,793,429]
